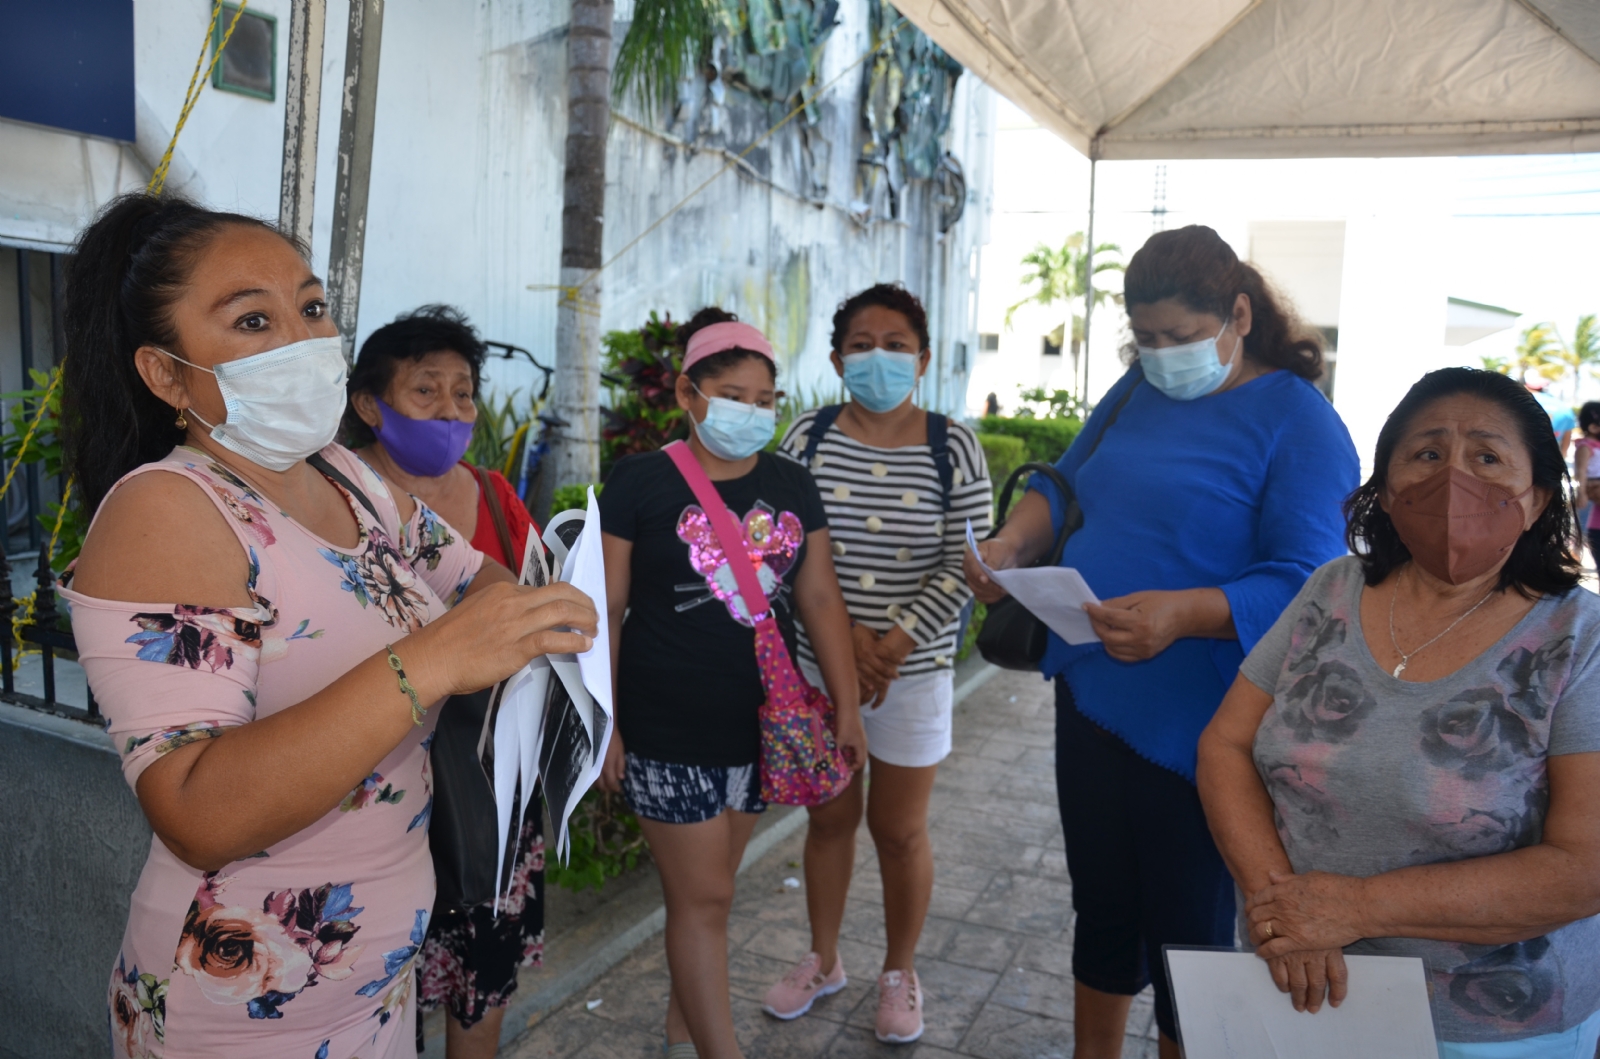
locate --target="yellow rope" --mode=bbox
[46,480,73,563]
[529,19,907,304]
[148,1,250,196]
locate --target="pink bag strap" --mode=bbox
[663,441,773,622]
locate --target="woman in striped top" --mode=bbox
[765,284,992,1044]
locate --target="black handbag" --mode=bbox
[975,463,1077,671]
[974,379,1140,671]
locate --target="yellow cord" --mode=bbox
[148,1,250,196]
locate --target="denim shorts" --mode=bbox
[622,752,766,824]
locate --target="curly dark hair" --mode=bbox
[342,305,486,447]
[62,192,303,515]
[1579,400,1600,436]
[1344,367,1579,598]
[676,306,776,386]
[830,283,930,353]
[1122,225,1322,381]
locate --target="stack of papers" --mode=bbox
[476,489,613,909]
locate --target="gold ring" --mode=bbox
[1264,920,1276,940]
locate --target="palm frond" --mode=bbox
[613,0,718,120]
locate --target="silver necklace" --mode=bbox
[1387,572,1495,679]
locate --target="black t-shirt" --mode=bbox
[599,449,829,767]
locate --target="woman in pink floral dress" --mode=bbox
[58,193,596,1059]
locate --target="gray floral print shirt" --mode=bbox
[1240,556,1600,1044]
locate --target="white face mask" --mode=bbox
[160,336,348,471]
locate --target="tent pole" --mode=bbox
[1082,157,1097,403]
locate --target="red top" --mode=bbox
[465,462,539,571]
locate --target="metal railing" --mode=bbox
[0,545,96,724]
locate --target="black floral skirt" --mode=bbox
[416,805,545,1033]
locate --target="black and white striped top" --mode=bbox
[778,410,992,675]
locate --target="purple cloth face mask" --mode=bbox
[373,397,475,478]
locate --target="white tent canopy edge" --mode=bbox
[894,0,1600,160]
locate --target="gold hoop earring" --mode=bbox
[174,410,188,430]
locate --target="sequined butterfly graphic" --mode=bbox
[675,501,804,625]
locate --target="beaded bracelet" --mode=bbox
[385,644,427,726]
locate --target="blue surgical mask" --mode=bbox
[1137,322,1237,401]
[691,385,776,460]
[842,349,920,413]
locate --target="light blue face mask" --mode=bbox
[691,385,776,460]
[1137,321,1237,401]
[842,349,921,413]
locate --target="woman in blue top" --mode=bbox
[964,225,1359,1059]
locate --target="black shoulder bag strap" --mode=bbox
[799,404,845,467]
[306,452,383,524]
[927,411,953,513]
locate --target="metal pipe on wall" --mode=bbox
[327,0,384,361]
[279,0,327,249]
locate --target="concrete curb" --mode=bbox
[421,660,1001,1057]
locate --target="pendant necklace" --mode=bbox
[1387,572,1496,679]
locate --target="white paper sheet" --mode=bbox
[965,520,1101,645]
[1166,950,1438,1059]
[479,488,613,909]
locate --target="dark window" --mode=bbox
[978,332,999,352]
[1041,335,1062,357]
[213,5,276,101]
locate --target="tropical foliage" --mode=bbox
[601,312,688,471]
[611,0,719,118]
[1004,232,1125,336]
[1482,315,1600,399]
[1,368,83,571]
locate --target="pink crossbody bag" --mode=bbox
[663,441,853,807]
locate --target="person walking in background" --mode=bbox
[58,193,595,1059]
[342,306,545,1059]
[767,284,992,1044]
[595,309,866,1059]
[1573,402,1600,570]
[964,225,1358,1059]
[1199,368,1600,1058]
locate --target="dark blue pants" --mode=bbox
[1054,678,1236,1041]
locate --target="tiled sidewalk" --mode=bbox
[505,666,1159,1059]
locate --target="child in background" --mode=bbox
[1577,402,1600,568]
[596,309,865,1059]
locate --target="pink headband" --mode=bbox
[682,322,775,373]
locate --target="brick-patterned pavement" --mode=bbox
[505,666,1160,1059]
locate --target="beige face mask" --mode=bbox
[1387,466,1533,584]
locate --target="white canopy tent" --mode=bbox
[893,0,1600,160]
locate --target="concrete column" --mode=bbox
[278,0,326,249]
[327,0,384,361]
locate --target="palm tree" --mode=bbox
[612,0,717,119]
[1004,232,1123,338]
[1514,322,1565,387]
[543,0,616,519]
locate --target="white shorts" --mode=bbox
[803,662,954,769]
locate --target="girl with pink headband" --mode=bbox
[596,308,865,1059]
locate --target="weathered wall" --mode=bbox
[0,705,152,1059]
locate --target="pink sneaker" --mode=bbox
[762,952,847,1019]
[875,969,924,1044]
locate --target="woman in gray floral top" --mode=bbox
[1199,368,1600,1058]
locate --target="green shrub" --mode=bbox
[977,414,1083,466]
[976,433,1027,496]
[549,482,600,516]
[545,790,649,893]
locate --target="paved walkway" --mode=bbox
[504,666,1159,1059]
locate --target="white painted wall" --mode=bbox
[2,0,996,418]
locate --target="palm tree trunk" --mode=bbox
[540,0,615,519]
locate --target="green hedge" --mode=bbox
[977,414,1083,465]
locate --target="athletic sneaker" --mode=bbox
[875,969,924,1044]
[762,952,847,1019]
